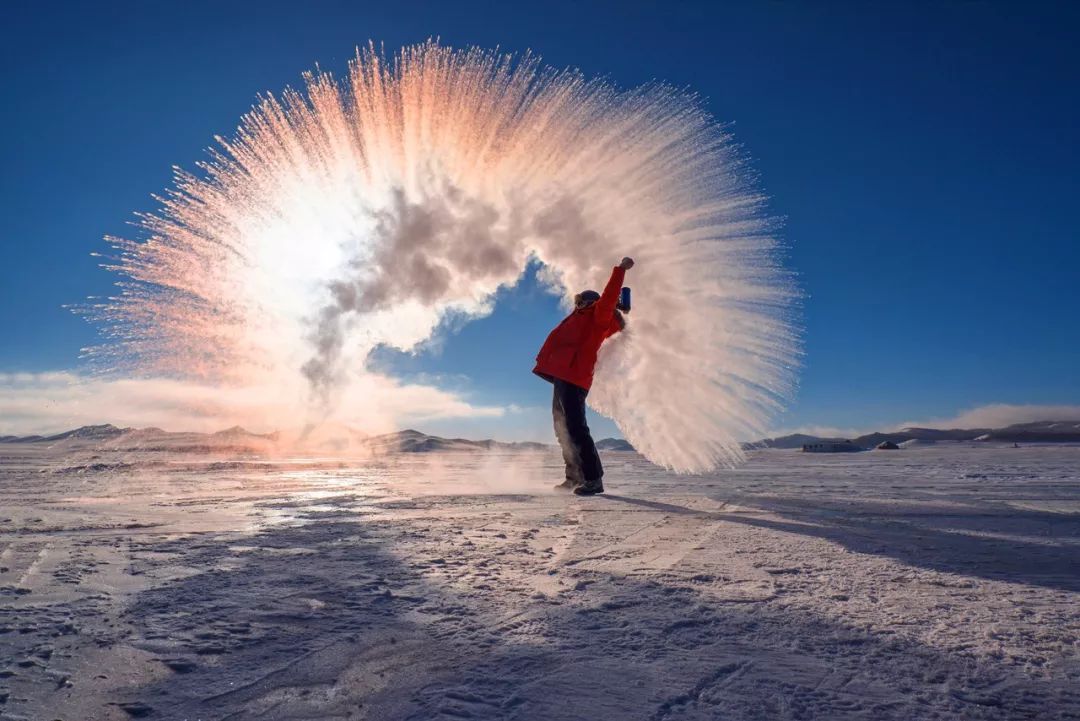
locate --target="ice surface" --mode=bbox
[0,443,1077,719]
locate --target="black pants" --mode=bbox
[552,378,603,484]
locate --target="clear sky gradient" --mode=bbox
[2,1,1078,439]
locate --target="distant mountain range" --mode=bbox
[359,429,549,454]
[752,420,1080,449]
[2,420,1077,455]
[0,424,281,452]
[0,424,555,454]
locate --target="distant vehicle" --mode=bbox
[801,441,863,453]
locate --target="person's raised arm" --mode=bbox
[595,257,633,321]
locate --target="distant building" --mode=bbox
[801,440,863,453]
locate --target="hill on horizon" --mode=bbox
[0,425,562,454]
[3,420,1079,455]
[754,420,1080,449]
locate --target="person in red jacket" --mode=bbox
[533,257,634,495]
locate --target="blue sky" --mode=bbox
[2,1,1078,439]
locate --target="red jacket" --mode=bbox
[533,266,626,390]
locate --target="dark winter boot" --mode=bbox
[573,480,605,496]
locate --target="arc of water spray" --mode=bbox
[84,41,801,472]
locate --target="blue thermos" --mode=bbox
[618,287,631,312]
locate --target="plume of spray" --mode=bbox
[84,42,800,473]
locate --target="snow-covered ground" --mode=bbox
[1,443,1077,719]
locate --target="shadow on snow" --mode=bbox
[118,497,1075,720]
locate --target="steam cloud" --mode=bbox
[303,187,521,403]
[87,42,800,472]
